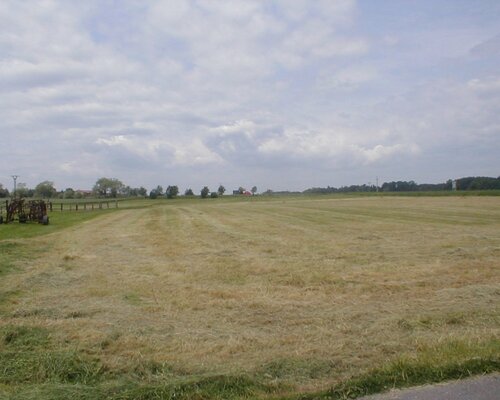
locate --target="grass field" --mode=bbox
[0,195,499,399]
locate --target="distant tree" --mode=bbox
[380,181,417,192]
[210,192,218,198]
[217,185,226,196]
[184,188,194,196]
[0,184,9,198]
[300,176,500,195]
[121,186,131,196]
[251,186,257,195]
[63,188,75,199]
[200,186,210,199]
[15,183,34,198]
[127,186,148,197]
[93,177,124,198]
[166,185,179,199]
[458,176,500,190]
[34,181,57,198]
[149,185,164,199]
[238,186,245,195]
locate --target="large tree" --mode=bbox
[34,181,57,198]
[217,185,226,196]
[63,188,75,199]
[166,185,179,199]
[200,186,210,198]
[93,177,124,198]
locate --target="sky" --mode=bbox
[1,0,499,193]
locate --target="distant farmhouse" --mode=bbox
[232,190,252,196]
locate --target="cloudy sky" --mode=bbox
[1,0,499,192]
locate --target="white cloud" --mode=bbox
[173,140,224,166]
[0,1,498,190]
[95,133,222,168]
[467,77,500,93]
[256,126,419,167]
[210,120,257,137]
[311,37,368,58]
[317,65,378,90]
[356,143,420,164]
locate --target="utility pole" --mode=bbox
[376,176,379,192]
[11,175,19,197]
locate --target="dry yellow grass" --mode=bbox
[1,196,499,390]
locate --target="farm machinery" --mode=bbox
[0,198,49,225]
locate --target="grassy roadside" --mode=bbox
[0,324,497,399]
[289,339,499,400]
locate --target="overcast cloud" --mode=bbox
[1,0,499,192]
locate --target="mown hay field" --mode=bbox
[0,195,499,399]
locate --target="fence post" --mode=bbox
[61,203,63,211]
[84,203,87,211]
[76,203,79,211]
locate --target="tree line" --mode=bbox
[303,176,500,194]
[0,178,258,199]
[1,176,498,200]
[0,179,148,199]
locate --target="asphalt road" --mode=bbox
[359,374,500,400]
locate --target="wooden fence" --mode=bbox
[0,200,119,215]
[48,201,119,212]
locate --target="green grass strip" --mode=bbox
[291,338,500,400]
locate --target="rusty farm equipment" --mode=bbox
[0,198,49,225]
